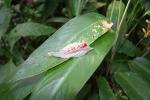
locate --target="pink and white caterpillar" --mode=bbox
[48,42,93,58]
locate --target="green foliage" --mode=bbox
[129,57,150,83]
[0,0,150,99]
[0,60,16,84]
[9,22,56,37]
[69,0,89,16]
[8,22,56,50]
[118,40,141,57]
[0,8,11,39]
[12,13,110,82]
[114,72,150,100]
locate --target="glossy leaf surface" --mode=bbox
[12,13,111,81]
[30,29,116,100]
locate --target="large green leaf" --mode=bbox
[128,57,150,83]
[97,77,116,100]
[12,13,111,81]
[30,29,116,100]
[114,72,150,100]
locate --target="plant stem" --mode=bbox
[117,0,131,32]
[117,9,145,51]
[126,0,141,24]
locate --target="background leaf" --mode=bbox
[0,60,16,84]
[3,0,12,7]
[8,22,56,51]
[106,0,127,51]
[128,57,150,83]
[114,72,150,100]
[106,0,125,31]
[97,77,116,100]
[118,40,141,57]
[41,0,59,19]
[69,0,89,16]
[0,8,11,39]
[9,22,56,37]
[111,54,130,73]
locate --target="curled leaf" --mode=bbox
[102,21,113,30]
[48,42,93,58]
